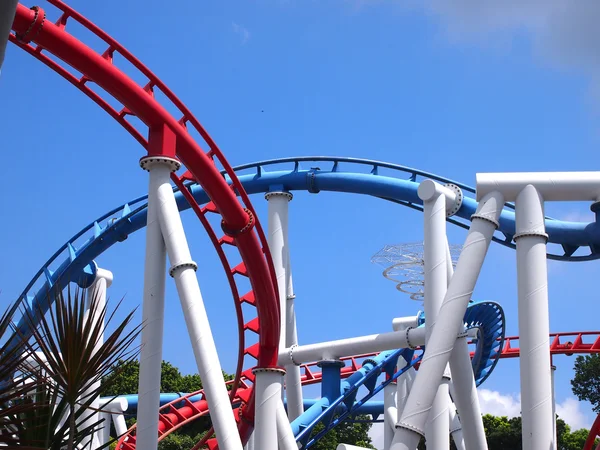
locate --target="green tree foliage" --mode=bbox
[102,360,207,396]
[571,354,600,413]
[479,414,598,449]
[310,415,375,449]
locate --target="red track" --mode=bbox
[9,4,600,449]
[10,2,280,448]
[120,332,600,448]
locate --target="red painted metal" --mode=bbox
[10,2,279,448]
[123,332,600,447]
[584,412,600,450]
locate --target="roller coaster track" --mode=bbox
[9,2,280,448]
[8,1,600,447]
[112,330,600,447]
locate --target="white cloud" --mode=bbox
[556,210,595,223]
[478,388,522,417]
[556,397,592,431]
[354,1,600,102]
[232,22,251,44]
[478,389,593,430]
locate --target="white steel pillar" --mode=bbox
[265,190,303,420]
[136,157,169,450]
[81,267,113,449]
[285,256,303,420]
[448,337,487,450]
[551,363,557,450]
[384,382,398,450]
[515,184,554,450]
[254,368,286,450]
[144,155,243,450]
[445,240,487,450]
[448,400,465,450]
[276,397,299,450]
[419,180,454,450]
[391,190,504,450]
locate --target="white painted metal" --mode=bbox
[254,368,285,450]
[515,184,554,450]
[80,268,113,449]
[392,316,419,332]
[419,180,451,450]
[391,191,504,450]
[552,364,557,450]
[276,397,298,450]
[448,400,466,450]
[151,157,243,450]
[0,0,18,72]
[136,158,169,450]
[285,263,304,420]
[448,336,487,450]
[384,382,398,450]
[279,327,427,366]
[265,191,291,352]
[476,171,600,202]
[266,190,303,421]
[445,240,487,450]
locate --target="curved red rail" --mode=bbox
[584,413,600,450]
[118,332,600,448]
[10,2,279,447]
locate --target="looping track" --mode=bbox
[10,1,281,447]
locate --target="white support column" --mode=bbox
[254,368,285,450]
[276,397,299,450]
[448,400,466,450]
[515,184,554,450]
[265,190,303,421]
[285,258,303,421]
[384,382,398,450]
[552,363,557,450]
[144,155,243,450]
[279,327,427,365]
[445,239,487,450]
[448,337,487,450]
[265,191,291,353]
[419,180,455,450]
[136,158,169,450]
[391,191,504,450]
[80,267,113,449]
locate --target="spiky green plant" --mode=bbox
[0,284,141,449]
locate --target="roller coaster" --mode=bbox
[2,2,600,449]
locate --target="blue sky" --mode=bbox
[1,0,599,441]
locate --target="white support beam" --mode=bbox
[515,185,554,450]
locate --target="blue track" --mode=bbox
[6,156,596,443]
[11,156,596,352]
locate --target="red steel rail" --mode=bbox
[10,2,280,448]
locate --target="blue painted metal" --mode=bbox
[304,351,423,448]
[419,301,506,386]
[292,349,411,447]
[107,393,388,420]
[5,156,593,424]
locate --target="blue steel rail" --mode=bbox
[8,156,599,377]
[291,348,420,448]
[292,301,505,446]
[417,301,506,386]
